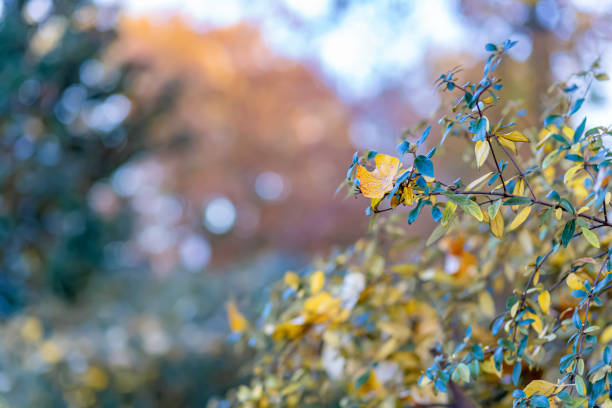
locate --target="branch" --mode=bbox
[494,137,536,200]
[486,136,507,193]
[432,189,612,229]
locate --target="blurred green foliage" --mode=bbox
[0,0,173,309]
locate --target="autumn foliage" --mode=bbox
[221,41,612,408]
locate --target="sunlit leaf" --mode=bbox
[509,206,531,231]
[538,290,550,314]
[475,140,490,168]
[499,130,529,142]
[523,380,557,397]
[467,172,493,191]
[355,154,401,198]
[490,210,504,238]
[581,227,600,248]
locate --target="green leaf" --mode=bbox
[488,199,502,219]
[461,200,484,222]
[512,361,521,386]
[559,198,575,215]
[561,219,576,248]
[453,363,471,384]
[355,372,370,389]
[542,150,561,168]
[575,375,586,396]
[426,222,449,246]
[443,191,470,206]
[408,200,426,224]
[581,227,600,248]
[414,155,434,178]
[503,197,531,206]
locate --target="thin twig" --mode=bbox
[495,138,536,200]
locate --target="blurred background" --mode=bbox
[1,0,612,406]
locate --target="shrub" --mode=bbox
[220,41,612,408]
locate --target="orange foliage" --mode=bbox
[112,18,365,264]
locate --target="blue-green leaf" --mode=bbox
[415,155,434,178]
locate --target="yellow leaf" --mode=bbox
[543,166,555,184]
[304,292,342,324]
[513,178,525,196]
[499,130,529,142]
[523,380,557,397]
[564,164,583,185]
[566,273,584,290]
[512,178,525,211]
[538,290,551,314]
[481,356,502,378]
[40,340,63,364]
[356,371,383,397]
[272,320,305,340]
[479,291,495,317]
[601,325,612,343]
[475,140,490,168]
[466,172,493,191]
[482,96,494,104]
[226,301,248,332]
[284,271,300,290]
[355,154,400,198]
[577,206,590,215]
[497,135,517,154]
[85,366,109,390]
[562,126,574,141]
[21,317,43,342]
[555,207,563,220]
[370,197,383,209]
[310,270,325,293]
[402,186,415,206]
[490,210,504,238]
[581,227,600,248]
[509,206,531,231]
[391,264,417,274]
[526,312,543,333]
[375,338,399,361]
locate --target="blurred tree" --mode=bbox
[0,0,173,308]
[112,19,367,269]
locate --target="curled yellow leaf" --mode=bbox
[509,206,531,231]
[355,154,400,198]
